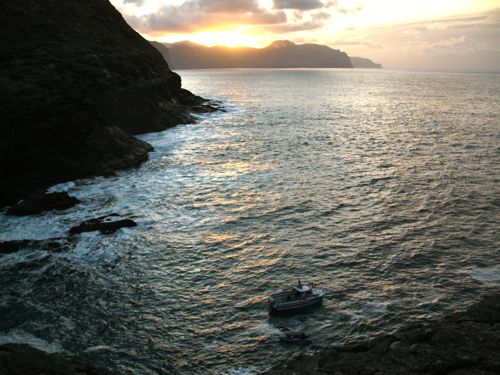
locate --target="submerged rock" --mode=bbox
[6,192,80,216]
[0,344,114,375]
[0,0,215,208]
[267,293,500,374]
[0,241,34,254]
[69,215,137,235]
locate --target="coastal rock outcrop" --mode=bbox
[6,192,80,216]
[267,293,500,374]
[0,0,212,208]
[69,214,137,235]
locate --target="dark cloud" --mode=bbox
[273,0,324,10]
[189,0,264,13]
[125,0,287,32]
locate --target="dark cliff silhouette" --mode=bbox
[0,0,212,207]
[350,56,382,69]
[153,40,356,69]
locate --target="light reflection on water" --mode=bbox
[0,69,499,374]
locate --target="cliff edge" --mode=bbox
[0,0,211,207]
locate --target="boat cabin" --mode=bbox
[293,285,312,294]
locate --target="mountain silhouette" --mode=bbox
[152,40,365,69]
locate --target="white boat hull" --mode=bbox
[270,296,323,312]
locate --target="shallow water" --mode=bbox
[1,69,499,374]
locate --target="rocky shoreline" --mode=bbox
[0,0,218,209]
[0,212,139,255]
[0,293,498,374]
[267,292,500,375]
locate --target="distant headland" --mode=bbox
[151,40,382,70]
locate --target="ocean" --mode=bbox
[1,68,499,374]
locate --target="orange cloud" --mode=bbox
[124,0,287,33]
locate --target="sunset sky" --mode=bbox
[110,0,500,70]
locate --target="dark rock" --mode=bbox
[0,0,216,208]
[0,238,72,255]
[69,216,137,235]
[267,293,500,374]
[6,192,80,216]
[0,240,33,254]
[0,343,114,375]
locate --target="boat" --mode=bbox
[269,280,325,313]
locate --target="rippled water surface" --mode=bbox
[1,69,499,374]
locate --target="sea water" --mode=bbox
[1,69,499,374]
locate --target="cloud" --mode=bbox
[329,8,500,69]
[112,0,500,70]
[269,10,331,32]
[114,0,362,34]
[124,0,287,33]
[273,0,324,10]
[423,35,478,52]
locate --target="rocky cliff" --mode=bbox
[154,40,353,69]
[0,0,211,207]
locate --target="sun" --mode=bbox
[158,30,265,48]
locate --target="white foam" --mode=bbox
[0,329,62,353]
[60,231,120,266]
[230,367,258,375]
[47,181,76,193]
[84,345,113,353]
[468,265,500,283]
[0,100,233,245]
